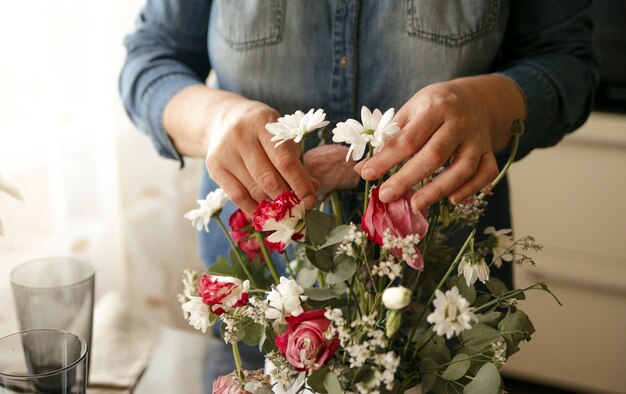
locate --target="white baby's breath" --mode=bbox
[427,286,477,339]
[266,108,330,147]
[184,188,228,232]
[331,106,399,161]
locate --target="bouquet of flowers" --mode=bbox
[179,108,558,394]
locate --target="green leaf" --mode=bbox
[207,255,233,276]
[261,327,278,353]
[241,321,265,347]
[463,363,501,394]
[315,248,335,272]
[477,311,504,328]
[418,334,451,364]
[460,324,504,357]
[441,353,471,381]
[319,224,351,248]
[208,312,220,326]
[448,276,476,304]
[307,367,329,393]
[352,365,375,385]
[497,309,535,357]
[326,255,357,284]
[304,283,347,301]
[324,372,343,394]
[305,210,337,246]
[296,266,319,287]
[420,357,439,393]
[485,277,508,295]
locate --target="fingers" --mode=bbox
[358,106,444,181]
[259,135,318,209]
[377,122,458,203]
[242,141,289,199]
[447,152,499,205]
[209,167,258,216]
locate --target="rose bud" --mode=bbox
[382,286,412,310]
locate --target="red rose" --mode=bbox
[275,309,339,372]
[361,187,429,270]
[252,190,306,253]
[198,274,249,315]
[229,209,262,261]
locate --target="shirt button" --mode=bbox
[339,56,350,68]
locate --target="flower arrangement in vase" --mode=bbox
[179,108,557,394]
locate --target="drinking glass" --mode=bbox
[0,329,88,393]
[10,257,95,374]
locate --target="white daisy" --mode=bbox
[184,188,228,232]
[181,296,211,333]
[458,252,490,286]
[331,106,400,161]
[484,226,514,267]
[265,109,330,147]
[426,286,478,339]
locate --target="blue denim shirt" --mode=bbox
[120,1,598,269]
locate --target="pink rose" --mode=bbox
[212,371,271,394]
[212,374,243,394]
[275,309,339,372]
[198,274,249,315]
[361,186,429,270]
[253,190,306,253]
[229,209,262,261]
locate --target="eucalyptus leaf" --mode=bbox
[420,357,439,393]
[441,353,471,381]
[304,287,341,301]
[296,266,319,287]
[418,335,450,364]
[324,372,343,394]
[326,255,357,284]
[477,311,503,328]
[463,362,501,394]
[352,365,375,385]
[305,210,337,246]
[319,224,351,248]
[459,324,504,357]
[497,309,535,357]
[307,367,329,393]
[208,255,233,276]
[315,248,335,272]
[485,277,508,295]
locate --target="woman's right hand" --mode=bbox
[203,98,318,216]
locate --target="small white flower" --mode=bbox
[265,109,330,147]
[331,106,399,161]
[265,277,307,320]
[426,286,478,339]
[458,253,490,286]
[181,296,211,333]
[484,226,514,267]
[184,188,228,232]
[382,286,412,310]
[491,341,507,368]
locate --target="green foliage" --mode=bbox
[441,353,471,381]
[326,254,357,284]
[459,324,504,357]
[497,309,535,357]
[463,363,501,394]
[307,367,330,393]
[304,283,347,301]
[305,210,337,246]
[448,275,476,304]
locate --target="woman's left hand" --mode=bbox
[355,74,526,213]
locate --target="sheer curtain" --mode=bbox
[0,0,203,332]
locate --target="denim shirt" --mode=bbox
[120,1,598,270]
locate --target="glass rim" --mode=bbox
[0,328,88,380]
[10,256,95,290]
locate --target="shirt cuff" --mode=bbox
[497,64,558,162]
[142,74,204,168]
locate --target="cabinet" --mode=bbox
[503,112,626,393]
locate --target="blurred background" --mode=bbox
[0,1,624,393]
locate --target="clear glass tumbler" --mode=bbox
[10,257,95,376]
[0,329,88,393]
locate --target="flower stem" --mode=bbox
[330,191,343,225]
[478,119,523,200]
[403,229,475,357]
[215,216,258,288]
[255,232,280,284]
[362,146,374,214]
[231,341,244,380]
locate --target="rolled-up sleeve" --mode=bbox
[120,0,212,165]
[495,0,599,161]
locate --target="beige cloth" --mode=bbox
[89,292,159,390]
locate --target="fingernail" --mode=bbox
[411,194,424,213]
[362,168,376,180]
[379,187,394,202]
